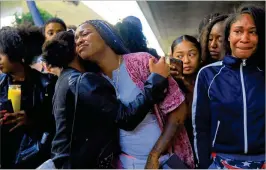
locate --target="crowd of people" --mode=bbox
[0,3,265,169]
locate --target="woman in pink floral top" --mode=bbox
[75,20,194,169]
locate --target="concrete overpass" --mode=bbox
[138,1,265,53]
[1,1,264,54]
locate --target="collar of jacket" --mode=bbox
[223,55,259,68]
[0,66,51,89]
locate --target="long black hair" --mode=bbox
[115,16,160,58]
[115,17,148,53]
[224,4,265,70]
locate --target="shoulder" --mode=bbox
[123,52,153,61]
[123,52,154,71]
[0,73,7,81]
[77,72,115,96]
[79,72,113,88]
[197,61,224,79]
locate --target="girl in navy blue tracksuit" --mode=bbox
[192,5,265,169]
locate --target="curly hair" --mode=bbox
[199,14,228,64]
[0,26,38,64]
[42,31,76,68]
[224,4,265,70]
[16,24,45,65]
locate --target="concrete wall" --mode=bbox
[139,1,265,53]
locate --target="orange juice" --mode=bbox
[8,85,21,112]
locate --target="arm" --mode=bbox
[145,102,187,169]
[49,72,168,169]
[79,72,168,131]
[192,70,211,169]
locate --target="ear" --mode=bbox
[228,35,230,42]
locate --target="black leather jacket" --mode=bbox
[0,68,56,168]
[51,68,169,169]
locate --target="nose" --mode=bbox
[240,32,250,43]
[76,36,84,46]
[210,39,217,49]
[183,55,190,64]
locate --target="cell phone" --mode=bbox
[168,57,183,76]
[162,154,188,169]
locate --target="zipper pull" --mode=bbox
[242,59,246,66]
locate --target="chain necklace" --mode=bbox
[113,56,121,99]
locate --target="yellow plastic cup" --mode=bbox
[8,85,21,112]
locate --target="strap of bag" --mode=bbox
[69,73,84,155]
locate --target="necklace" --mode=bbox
[113,56,121,99]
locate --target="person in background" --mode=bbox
[193,5,265,169]
[0,26,55,168]
[170,35,202,167]
[43,17,67,41]
[115,16,160,59]
[75,20,194,169]
[198,13,221,39]
[40,31,170,169]
[31,17,67,73]
[200,14,228,64]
